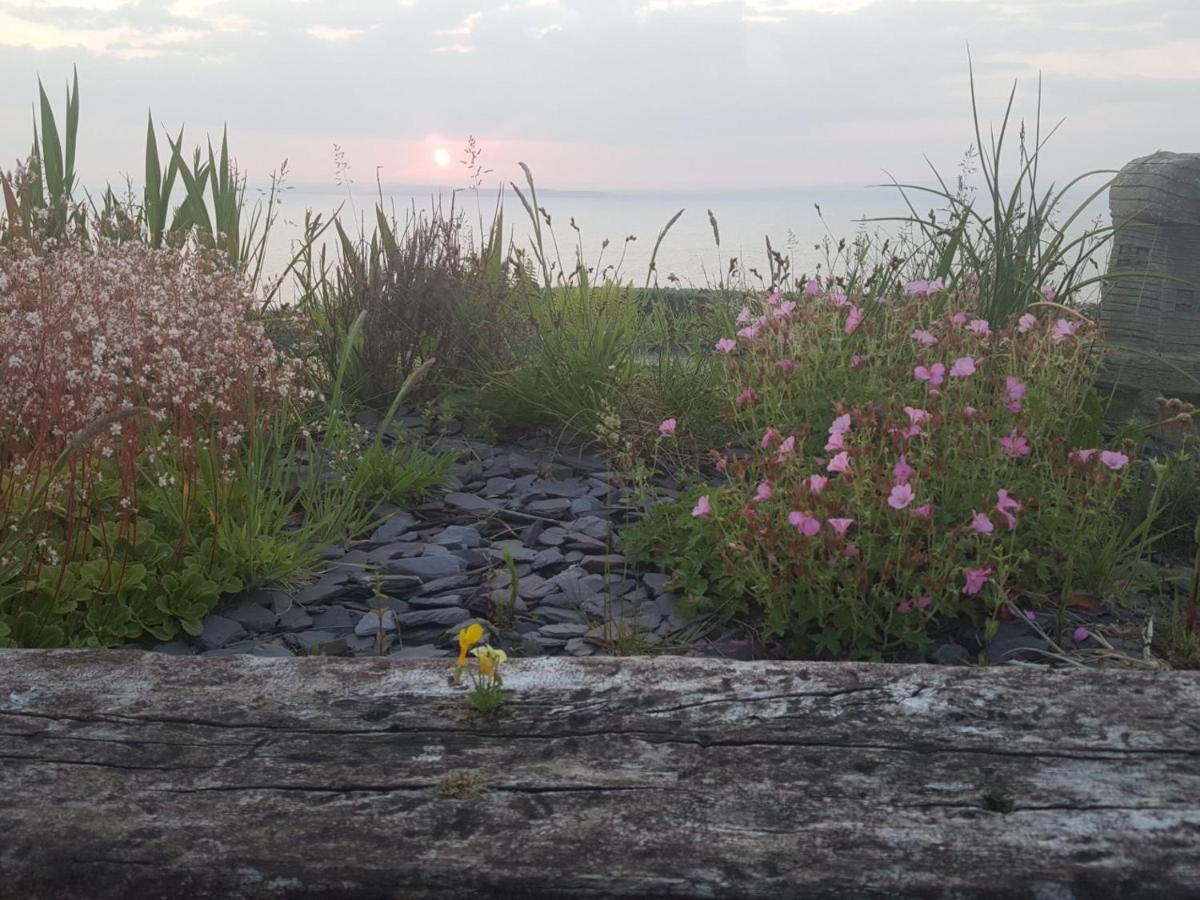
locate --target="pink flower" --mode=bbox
[807,474,828,494]
[777,358,796,372]
[788,510,821,536]
[765,291,781,308]
[827,517,854,536]
[969,512,994,534]
[843,542,860,557]
[1072,626,1091,643]
[658,418,677,437]
[995,489,1022,531]
[1070,448,1097,463]
[893,455,915,485]
[715,338,737,353]
[896,600,913,614]
[829,291,849,308]
[829,413,852,435]
[1000,429,1031,459]
[949,356,978,379]
[827,451,851,474]
[911,328,938,347]
[1021,609,1037,622]
[911,503,933,520]
[950,311,969,326]
[692,495,712,518]
[968,319,991,337]
[773,300,797,318]
[1052,318,1079,344]
[904,277,945,297]
[915,362,945,387]
[1040,283,1058,302]
[803,279,821,295]
[1005,376,1026,403]
[1100,450,1130,471]
[850,354,863,368]
[962,405,978,420]
[1018,313,1037,333]
[760,427,780,449]
[738,322,763,340]
[844,305,864,335]
[824,431,846,452]
[914,596,932,610]
[776,435,796,462]
[754,481,773,502]
[736,388,760,406]
[897,424,923,439]
[904,406,929,424]
[887,482,915,510]
[962,566,993,596]
[736,306,753,324]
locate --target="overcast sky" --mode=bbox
[1,0,1198,192]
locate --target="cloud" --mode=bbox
[435,11,482,36]
[432,42,474,53]
[535,22,562,37]
[306,24,372,41]
[989,39,1200,81]
[0,10,206,58]
[637,0,877,17]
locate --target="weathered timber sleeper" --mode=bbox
[1,651,1199,898]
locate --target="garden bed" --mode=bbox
[2,650,1199,898]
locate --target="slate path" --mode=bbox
[153,420,704,662]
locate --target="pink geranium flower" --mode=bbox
[736,388,760,406]
[962,566,993,596]
[788,510,821,536]
[658,418,677,437]
[738,322,763,340]
[715,338,737,353]
[887,482,915,510]
[950,311,969,326]
[1100,450,1130,471]
[893,455,915,485]
[950,356,978,379]
[968,319,991,337]
[1040,284,1058,302]
[803,278,821,295]
[825,431,846,452]
[777,358,796,372]
[807,474,828,494]
[995,489,1021,531]
[1018,313,1037,333]
[765,291,781,308]
[904,406,929,424]
[896,600,913,614]
[773,300,797,318]
[969,511,994,534]
[1000,429,1031,459]
[844,305,864,334]
[736,306,753,324]
[911,503,933,520]
[962,405,978,420]
[1005,376,1026,403]
[911,328,937,347]
[829,291,849,308]
[776,435,796,461]
[692,495,712,518]
[914,596,932,610]
[827,517,854,536]
[760,427,780,449]
[1052,318,1080,344]
[1072,626,1091,643]
[915,362,945,387]
[850,354,863,368]
[827,451,851,474]
[829,413,852,435]
[1070,448,1097,463]
[754,481,773,502]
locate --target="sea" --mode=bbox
[257,180,1110,299]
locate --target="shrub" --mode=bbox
[624,281,1142,660]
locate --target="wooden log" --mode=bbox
[1,650,1199,899]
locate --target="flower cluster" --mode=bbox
[647,282,1131,658]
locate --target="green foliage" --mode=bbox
[346,441,454,507]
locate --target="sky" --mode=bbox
[1,0,1199,192]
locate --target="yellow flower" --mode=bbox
[456,623,484,666]
[471,645,507,679]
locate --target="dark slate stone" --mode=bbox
[531,605,585,625]
[429,525,483,549]
[195,615,247,651]
[407,594,466,609]
[277,606,314,632]
[526,498,572,517]
[367,575,424,596]
[292,630,338,651]
[643,573,674,594]
[312,606,355,630]
[564,637,595,656]
[293,575,351,607]
[984,621,1052,664]
[355,610,398,636]
[654,592,680,618]
[221,602,278,634]
[573,516,611,540]
[483,477,515,496]
[250,643,294,658]
[486,540,538,563]
[383,555,467,581]
[445,492,500,514]
[532,547,565,570]
[369,513,419,544]
[539,622,590,638]
[536,527,567,547]
[581,554,627,574]
[529,479,590,499]
[398,606,472,628]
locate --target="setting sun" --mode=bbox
[433,147,451,167]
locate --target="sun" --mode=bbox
[433,147,452,168]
